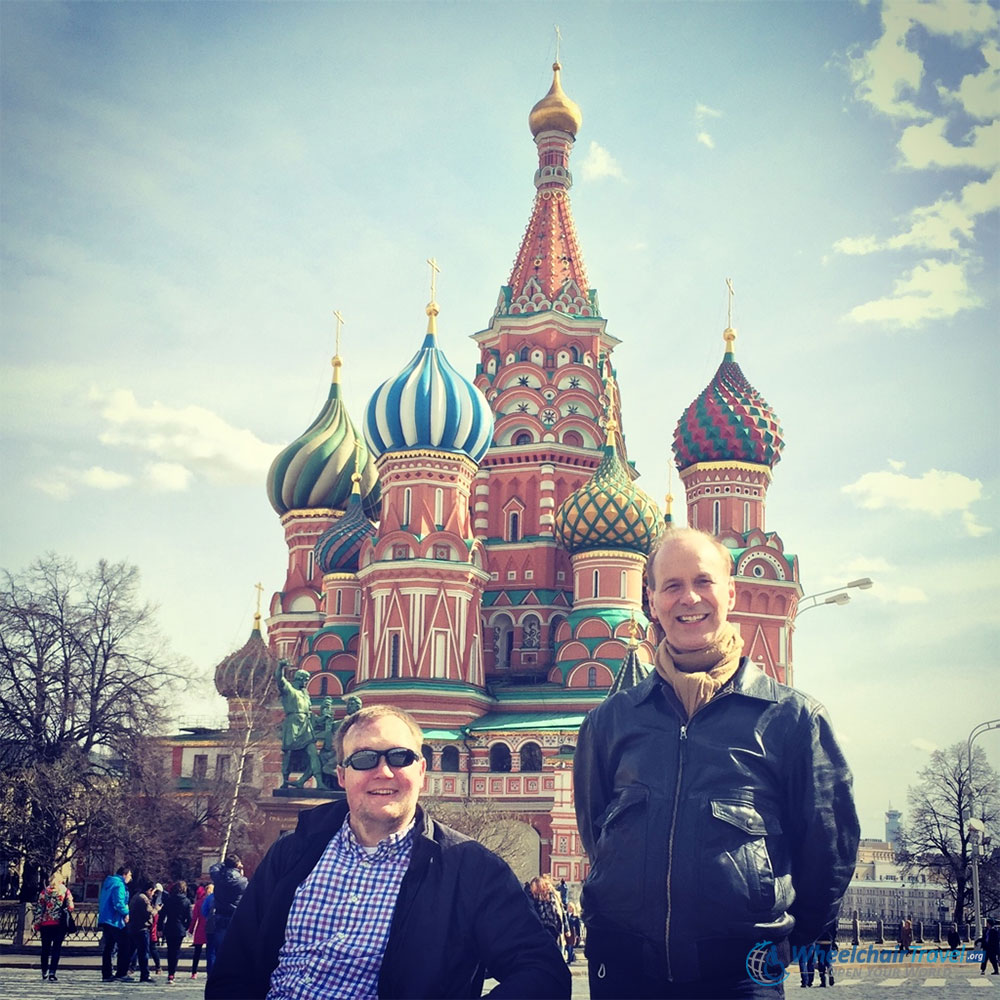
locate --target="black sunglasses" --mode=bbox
[341,747,420,771]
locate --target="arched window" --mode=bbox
[712,500,721,535]
[521,614,540,649]
[307,551,315,579]
[490,742,512,772]
[587,666,598,688]
[434,488,444,526]
[743,501,750,533]
[493,615,514,669]
[319,675,329,696]
[620,570,627,599]
[520,741,543,772]
[563,430,583,448]
[509,511,520,542]
[592,569,600,597]
[514,432,532,446]
[441,745,460,772]
[403,488,412,527]
[421,745,434,771]
[335,589,343,616]
[570,345,581,362]
[519,346,530,362]
[389,634,400,678]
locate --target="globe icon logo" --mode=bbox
[745,940,790,985]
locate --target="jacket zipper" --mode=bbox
[662,688,734,980]
[664,723,687,981]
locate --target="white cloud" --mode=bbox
[839,0,997,329]
[579,141,624,181]
[29,464,133,499]
[835,169,999,259]
[91,388,279,486]
[144,462,194,492]
[887,459,906,472]
[899,117,1000,170]
[910,737,938,754]
[847,0,931,119]
[938,37,1000,120]
[694,103,721,148]
[844,258,981,326]
[842,463,990,536]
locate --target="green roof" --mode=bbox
[422,729,465,741]
[466,712,586,733]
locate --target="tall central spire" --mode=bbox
[499,61,596,318]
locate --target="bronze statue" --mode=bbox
[275,661,323,788]
[317,694,363,790]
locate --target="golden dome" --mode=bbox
[529,62,582,137]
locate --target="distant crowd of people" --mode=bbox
[32,854,248,985]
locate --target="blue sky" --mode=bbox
[2,0,997,839]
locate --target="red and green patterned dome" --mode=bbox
[555,440,662,556]
[673,330,784,470]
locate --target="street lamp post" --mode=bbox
[795,578,873,617]
[967,719,1000,941]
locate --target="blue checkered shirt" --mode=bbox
[266,818,414,1000]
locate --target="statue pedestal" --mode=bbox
[260,788,347,845]
[272,787,345,799]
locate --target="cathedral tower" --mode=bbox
[356,283,496,726]
[264,325,379,662]
[673,310,801,683]
[472,62,638,682]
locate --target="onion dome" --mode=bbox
[214,614,278,699]
[529,62,582,137]
[673,328,784,471]
[314,472,377,575]
[364,299,494,464]
[556,390,662,555]
[266,355,381,519]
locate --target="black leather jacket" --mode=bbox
[574,659,859,983]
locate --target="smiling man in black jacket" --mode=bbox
[575,528,859,999]
[206,704,569,1000]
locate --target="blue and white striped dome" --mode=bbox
[364,331,495,464]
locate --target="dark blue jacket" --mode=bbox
[206,801,570,999]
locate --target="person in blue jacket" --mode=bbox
[97,865,132,982]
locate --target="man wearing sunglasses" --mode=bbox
[206,704,570,999]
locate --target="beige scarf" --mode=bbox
[654,622,744,720]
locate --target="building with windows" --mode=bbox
[178,60,803,881]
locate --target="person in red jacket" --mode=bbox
[188,883,210,978]
[34,874,75,982]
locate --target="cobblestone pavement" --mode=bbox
[1,963,994,999]
[0,968,207,1000]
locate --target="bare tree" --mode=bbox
[423,796,539,883]
[0,554,189,880]
[897,742,1000,923]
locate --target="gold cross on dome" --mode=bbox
[333,310,345,358]
[555,24,562,63]
[254,581,264,618]
[725,278,735,329]
[427,258,440,302]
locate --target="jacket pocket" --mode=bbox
[704,798,782,914]
[585,785,651,922]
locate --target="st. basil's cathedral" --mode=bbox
[200,61,802,882]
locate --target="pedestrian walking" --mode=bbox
[33,873,74,982]
[159,881,193,984]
